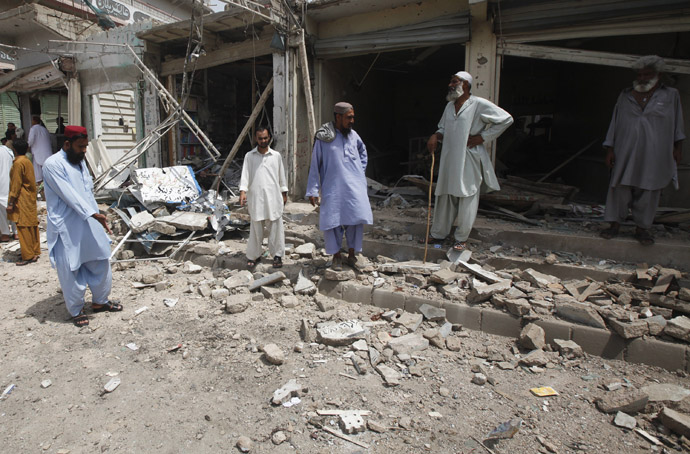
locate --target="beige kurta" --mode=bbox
[8,155,39,227]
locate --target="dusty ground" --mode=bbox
[1,225,689,454]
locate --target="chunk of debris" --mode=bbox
[613,411,637,429]
[248,271,287,292]
[182,261,203,274]
[552,339,583,359]
[446,337,462,352]
[418,304,446,321]
[658,407,690,438]
[472,373,487,385]
[236,436,253,453]
[467,279,512,304]
[608,319,649,339]
[393,312,423,332]
[294,242,316,258]
[339,412,366,434]
[430,268,459,285]
[324,268,356,281]
[504,298,531,317]
[300,319,314,342]
[225,295,250,314]
[518,349,549,367]
[378,260,440,275]
[646,315,667,336]
[194,242,220,255]
[351,355,367,375]
[455,260,505,284]
[211,288,229,301]
[486,418,522,439]
[272,379,305,405]
[519,323,546,350]
[316,320,366,346]
[595,390,649,414]
[376,364,402,386]
[148,221,176,235]
[555,301,607,329]
[367,420,387,433]
[262,343,285,365]
[130,211,155,233]
[521,268,560,288]
[641,383,690,403]
[294,271,317,295]
[387,333,429,355]
[271,431,287,445]
[315,295,336,312]
[103,377,121,393]
[224,270,254,289]
[156,211,209,230]
[664,316,690,342]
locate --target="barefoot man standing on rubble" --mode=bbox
[422,71,513,252]
[600,55,685,245]
[239,127,288,269]
[43,126,122,327]
[306,102,373,271]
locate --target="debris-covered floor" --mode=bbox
[1,199,690,454]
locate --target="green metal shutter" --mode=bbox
[0,92,21,130]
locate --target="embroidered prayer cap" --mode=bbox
[454,71,473,86]
[64,125,88,139]
[334,102,353,114]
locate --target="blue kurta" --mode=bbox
[43,150,111,271]
[305,129,373,231]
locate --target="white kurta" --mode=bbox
[435,96,513,198]
[0,145,14,205]
[28,124,52,181]
[239,148,288,222]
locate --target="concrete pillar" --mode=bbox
[272,52,287,161]
[67,77,82,126]
[141,78,161,167]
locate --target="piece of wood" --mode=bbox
[537,139,597,183]
[481,203,540,226]
[213,77,274,191]
[322,426,370,449]
[297,30,316,141]
[317,409,372,416]
[424,152,435,263]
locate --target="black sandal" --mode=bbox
[16,256,38,266]
[453,242,467,251]
[272,256,283,268]
[73,311,89,327]
[599,227,619,240]
[634,229,654,246]
[247,257,260,269]
[92,300,123,313]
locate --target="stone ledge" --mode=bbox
[445,303,481,330]
[371,288,405,310]
[625,337,687,372]
[480,309,522,338]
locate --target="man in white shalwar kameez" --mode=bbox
[43,126,121,327]
[27,115,52,185]
[239,127,288,269]
[0,143,17,241]
[423,71,513,251]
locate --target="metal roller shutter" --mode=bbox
[0,92,20,130]
[93,89,138,163]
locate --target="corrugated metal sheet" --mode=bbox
[0,93,20,129]
[314,12,470,59]
[492,0,690,35]
[96,90,137,162]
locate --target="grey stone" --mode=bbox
[367,421,387,433]
[324,268,356,281]
[263,343,284,365]
[467,279,512,304]
[225,295,249,314]
[596,390,649,414]
[641,383,690,403]
[455,260,504,284]
[608,319,649,339]
[211,288,229,301]
[378,260,440,275]
[664,316,690,342]
[272,379,304,405]
[315,295,335,312]
[430,268,459,285]
[505,287,527,299]
[261,286,287,299]
[141,272,163,285]
[522,268,560,288]
[405,274,426,287]
[646,315,667,336]
[519,323,546,350]
[679,287,690,302]
[439,322,453,338]
[316,320,366,346]
[388,333,429,355]
[280,294,299,308]
[555,301,607,329]
[224,270,254,289]
[294,242,316,257]
[472,373,487,385]
[148,221,176,235]
[518,349,549,367]
[419,304,446,321]
[351,339,368,351]
[156,211,208,230]
[130,211,155,233]
[300,319,313,342]
[182,261,203,274]
[505,298,531,317]
[446,337,462,352]
[376,364,402,386]
[193,242,220,255]
[552,339,583,358]
[294,271,317,295]
[613,411,637,429]
[659,407,690,438]
[236,436,252,452]
[198,283,212,298]
[249,271,286,292]
[393,312,423,332]
[271,431,287,445]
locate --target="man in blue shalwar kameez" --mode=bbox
[306,102,373,270]
[43,126,122,327]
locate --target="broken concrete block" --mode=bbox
[236,436,252,453]
[393,312,423,332]
[248,271,286,292]
[339,412,366,434]
[423,329,445,349]
[518,349,549,367]
[351,355,367,375]
[182,261,203,274]
[664,316,690,342]
[522,268,560,288]
[679,288,690,302]
[141,272,163,285]
[376,364,402,386]
[446,337,462,352]
[555,301,607,329]
[641,384,690,404]
[198,283,212,298]
[505,286,527,299]
[225,295,249,314]
[156,211,209,230]
[646,315,667,336]
[316,320,366,346]
[455,260,505,284]
[430,268,459,285]
[294,271,317,295]
[608,319,649,339]
[649,294,690,316]
[368,347,381,367]
[315,295,335,312]
[596,390,649,414]
[261,286,287,300]
[324,268,355,281]
[262,343,284,365]
[294,242,315,258]
[378,260,440,275]
[130,211,155,233]
[529,299,554,313]
[467,279,512,304]
[472,373,487,385]
[224,270,254,289]
[211,288,229,301]
[148,221,176,235]
[438,322,453,338]
[613,411,637,429]
[659,407,690,438]
[300,319,313,342]
[272,379,304,405]
[419,304,446,321]
[505,298,531,317]
[405,274,426,287]
[352,339,368,351]
[552,339,583,359]
[387,333,429,355]
[193,242,220,256]
[519,323,546,350]
[280,294,299,308]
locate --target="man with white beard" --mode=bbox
[421,71,513,251]
[600,55,685,245]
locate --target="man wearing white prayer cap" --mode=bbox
[421,71,513,252]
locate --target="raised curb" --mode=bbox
[626,338,686,372]
[571,325,626,360]
[481,309,522,338]
[445,303,482,331]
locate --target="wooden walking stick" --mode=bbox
[423,152,435,264]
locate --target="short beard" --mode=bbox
[341,127,351,137]
[633,77,658,93]
[65,145,85,165]
[446,85,463,102]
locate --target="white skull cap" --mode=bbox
[454,71,473,85]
